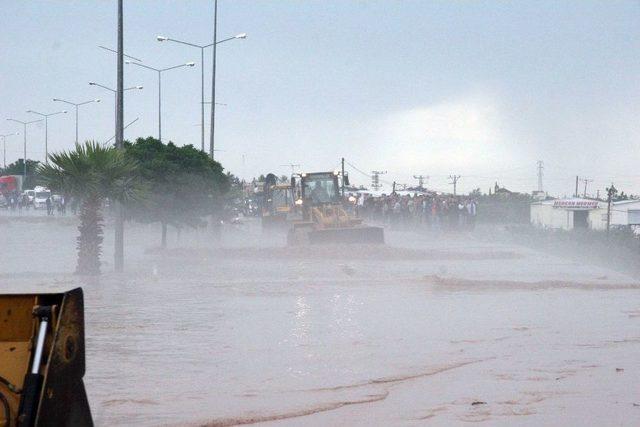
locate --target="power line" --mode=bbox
[344,160,371,178]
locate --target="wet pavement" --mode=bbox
[1,214,639,426]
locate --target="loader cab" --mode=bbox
[299,172,340,206]
[264,184,294,215]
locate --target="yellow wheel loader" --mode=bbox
[0,288,92,427]
[287,171,384,245]
[261,173,295,230]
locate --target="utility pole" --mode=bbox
[606,184,617,234]
[581,178,593,198]
[371,170,386,191]
[341,157,345,197]
[412,174,429,189]
[536,160,544,192]
[575,176,579,197]
[449,174,461,196]
[114,0,124,272]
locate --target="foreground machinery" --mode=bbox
[0,288,92,427]
[287,171,384,245]
[261,173,295,229]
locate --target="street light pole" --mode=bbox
[52,98,101,144]
[0,133,19,169]
[158,70,162,142]
[115,0,124,273]
[156,32,246,152]
[6,118,43,179]
[89,82,143,136]
[126,60,195,142]
[201,48,204,151]
[210,0,217,160]
[26,110,67,164]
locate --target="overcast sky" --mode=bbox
[1,1,638,196]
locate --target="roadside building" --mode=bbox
[611,199,640,227]
[530,198,606,230]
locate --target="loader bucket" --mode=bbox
[0,288,92,427]
[308,226,385,245]
[261,214,288,230]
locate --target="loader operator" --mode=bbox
[309,180,331,204]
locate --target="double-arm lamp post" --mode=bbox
[51,98,101,144]
[155,32,246,152]
[25,110,67,164]
[6,118,43,178]
[89,82,143,140]
[125,60,195,142]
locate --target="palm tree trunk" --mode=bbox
[76,196,103,275]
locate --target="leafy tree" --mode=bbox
[38,142,140,275]
[469,188,482,197]
[224,172,244,201]
[2,159,41,189]
[614,191,629,202]
[124,137,229,248]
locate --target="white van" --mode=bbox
[32,186,51,209]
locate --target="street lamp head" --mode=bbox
[235,33,248,39]
[52,98,59,101]
[95,99,101,103]
[62,110,68,113]
[186,62,196,67]
[156,35,168,42]
[89,82,96,85]
[26,110,34,113]
[125,60,132,64]
[136,86,143,90]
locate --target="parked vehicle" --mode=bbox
[32,186,51,209]
[0,175,22,196]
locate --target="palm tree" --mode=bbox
[39,142,139,275]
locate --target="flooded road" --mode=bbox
[1,214,639,425]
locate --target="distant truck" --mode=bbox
[0,175,23,195]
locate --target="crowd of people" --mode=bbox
[353,192,478,231]
[1,192,70,216]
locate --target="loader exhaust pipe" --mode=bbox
[17,306,53,427]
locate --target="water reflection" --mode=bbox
[292,295,310,341]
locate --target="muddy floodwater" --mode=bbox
[1,213,639,426]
